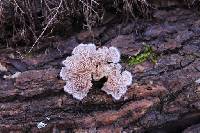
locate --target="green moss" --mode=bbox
[128,44,158,65]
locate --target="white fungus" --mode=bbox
[195,78,200,84]
[60,43,132,100]
[0,63,7,72]
[72,43,96,56]
[37,121,47,129]
[3,72,21,79]
[107,47,121,63]
[101,64,132,100]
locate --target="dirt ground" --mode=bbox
[0,5,200,133]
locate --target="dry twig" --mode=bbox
[28,0,63,53]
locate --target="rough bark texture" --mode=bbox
[0,7,200,133]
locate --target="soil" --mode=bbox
[0,7,200,133]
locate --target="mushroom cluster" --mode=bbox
[60,43,132,100]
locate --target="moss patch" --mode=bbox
[127,44,158,65]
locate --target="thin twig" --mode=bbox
[79,0,98,14]
[13,0,25,14]
[28,0,63,53]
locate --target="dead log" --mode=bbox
[0,7,200,133]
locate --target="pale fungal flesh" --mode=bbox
[60,43,132,100]
[0,63,7,72]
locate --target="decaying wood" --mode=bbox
[0,7,200,133]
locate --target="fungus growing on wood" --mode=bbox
[60,43,132,100]
[101,66,133,100]
[60,44,96,100]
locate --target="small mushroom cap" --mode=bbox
[72,43,96,56]
[63,74,92,100]
[64,84,88,100]
[60,67,71,80]
[101,64,132,100]
[102,86,128,100]
[122,70,133,86]
[95,46,109,63]
[108,47,121,63]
